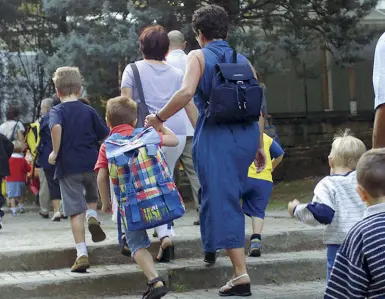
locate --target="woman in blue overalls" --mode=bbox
[146,4,266,297]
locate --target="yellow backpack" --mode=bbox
[25,120,40,160]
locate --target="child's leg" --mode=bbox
[127,229,168,297]
[84,172,106,243]
[59,174,90,272]
[242,179,273,257]
[251,217,265,235]
[155,224,175,262]
[326,244,341,280]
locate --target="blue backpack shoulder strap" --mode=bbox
[204,46,237,63]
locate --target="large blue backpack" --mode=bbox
[203,47,264,123]
[105,128,185,234]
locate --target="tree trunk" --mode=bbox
[348,65,357,115]
[348,65,356,102]
[321,46,330,111]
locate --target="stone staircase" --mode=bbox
[0,210,326,299]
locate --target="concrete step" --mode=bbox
[0,229,324,272]
[102,281,326,299]
[0,250,326,299]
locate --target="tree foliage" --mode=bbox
[0,0,381,118]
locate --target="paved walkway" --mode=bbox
[0,206,322,252]
[106,281,325,299]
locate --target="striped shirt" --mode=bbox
[325,203,385,299]
[294,171,366,245]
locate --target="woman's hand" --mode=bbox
[48,151,57,165]
[254,148,266,173]
[145,114,163,131]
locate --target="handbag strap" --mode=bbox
[130,63,150,116]
[10,121,19,141]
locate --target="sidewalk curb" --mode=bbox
[0,229,323,271]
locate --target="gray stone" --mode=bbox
[0,251,326,298]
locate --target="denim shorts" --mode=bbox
[6,182,25,198]
[124,224,173,255]
[125,230,151,256]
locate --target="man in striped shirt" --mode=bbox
[325,148,385,299]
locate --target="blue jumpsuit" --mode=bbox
[192,41,260,252]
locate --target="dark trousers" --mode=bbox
[0,176,4,217]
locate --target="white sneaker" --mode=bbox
[51,212,61,222]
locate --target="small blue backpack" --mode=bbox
[203,46,264,123]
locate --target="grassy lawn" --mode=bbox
[267,177,322,211]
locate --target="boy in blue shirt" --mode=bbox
[48,67,110,272]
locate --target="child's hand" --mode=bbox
[102,202,113,214]
[288,199,300,217]
[48,151,57,165]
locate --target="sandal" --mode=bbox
[142,277,168,299]
[120,233,131,257]
[156,236,174,263]
[219,274,251,297]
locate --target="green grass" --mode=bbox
[267,177,322,211]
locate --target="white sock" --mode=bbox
[11,207,17,214]
[75,242,88,258]
[18,204,24,209]
[86,209,98,222]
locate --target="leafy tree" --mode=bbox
[0,1,58,121]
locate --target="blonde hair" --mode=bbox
[52,67,82,97]
[329,129,366,169]
[12,141,23,152]
[106,96,137,127]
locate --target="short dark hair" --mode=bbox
[140,25,169,61]
[6,106,20,121]
[357,148,385,198]
[106,96,137,127]
[192,5,229,40]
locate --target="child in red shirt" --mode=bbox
[7,141,30,216]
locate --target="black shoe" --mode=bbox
[193,220,200,226]
[39,211,49,219]
[142,277,168,299]
[204,251,217,264]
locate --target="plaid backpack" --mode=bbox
[105,128,185,235]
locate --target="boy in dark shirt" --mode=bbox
[48,66,110,272]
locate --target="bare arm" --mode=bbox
[157,50,203,122]
[17,131,25,145]
[121,87,133,99]
[272,155,284,171]
[97,168,110,206]
[373,104,385,148]
[51,124,62,154]
[250,63,265,151]
[258,115,264,150]
[185,100,198,128]
[161,125,179,147]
